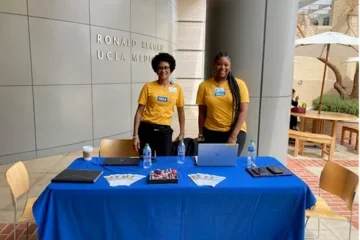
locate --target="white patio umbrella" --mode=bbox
[295,32,359,113]
[342,57,359,63]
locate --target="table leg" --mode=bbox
[314,120,325,150]
[349,132,353,144]
[312,119,324,134]
[319,120,324,134]
[341,127,345,145]
[300,117,305,132]
[299,118,305,152]
[312,119,317,133]
[329,120,337,161]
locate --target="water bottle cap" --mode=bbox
[180,139,184,143]
[145,143,149,147]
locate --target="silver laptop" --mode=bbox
[195,143,238,166]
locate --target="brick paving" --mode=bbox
[287,158,359,230]
[0,223,37,240]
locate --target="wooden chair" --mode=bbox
[5,161,37,240]
[305,161,358,239]
[288,130,334,161]
[341,126,359,154]
[99,139,138,157]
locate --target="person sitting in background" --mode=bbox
[290,89,299,130]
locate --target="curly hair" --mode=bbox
[151,53,176,73]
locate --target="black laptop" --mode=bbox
[51,169,103,183]
[102,157,140,166]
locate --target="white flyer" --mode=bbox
[104,174,146,187]
[188,173,226,187]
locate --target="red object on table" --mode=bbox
[291,107,306,113]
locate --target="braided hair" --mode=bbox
[214,52,241,132]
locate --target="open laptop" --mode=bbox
[194,143,238,166]
[51,169,103,183]
[102,157,140,166]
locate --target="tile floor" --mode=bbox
[0,107,359,239]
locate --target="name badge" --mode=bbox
[157,96,168,102]
[214,87,225,96]
[168,87,177,93]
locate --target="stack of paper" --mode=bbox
[104,174,146,187]
[188,173,226,187]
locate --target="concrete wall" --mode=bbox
[205,0,299,163]
[0,0,177,163]
[175,0,358,108]
[175,0,206,105]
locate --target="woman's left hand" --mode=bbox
[175,133,184,142]
[227,137,237,144]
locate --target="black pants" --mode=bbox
[138,121,173,156]
[290,116,298,130]
[289,116,298,143]
[203,127,247,156]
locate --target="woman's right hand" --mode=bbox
[196,136,204,142]
[133,137,140,152]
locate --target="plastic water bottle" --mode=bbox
[177,140,186,164]
[143,143,152,169]
[247,140,257,168]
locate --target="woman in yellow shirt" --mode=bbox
[133,53,185,156]
[196,52,249,155]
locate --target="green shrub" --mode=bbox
[312,95,359,117]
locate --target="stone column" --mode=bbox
[205,0,299,163]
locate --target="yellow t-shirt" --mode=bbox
[138,81,184,126]
[196,77,249,132]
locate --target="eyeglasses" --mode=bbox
[157,66,170,71]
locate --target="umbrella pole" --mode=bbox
[318,44,331,114]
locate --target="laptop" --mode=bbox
[51,169,103,183]
[194,143,238,166]
[102,157,140,166]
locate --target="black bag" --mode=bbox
[171,138,198,156]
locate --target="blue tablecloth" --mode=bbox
[33,156,316,240]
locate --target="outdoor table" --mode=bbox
[291,110,358,159]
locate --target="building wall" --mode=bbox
[175,0,358,108]
[175,0,206,105]
[204,0,299,163]
[0,0,177,163]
